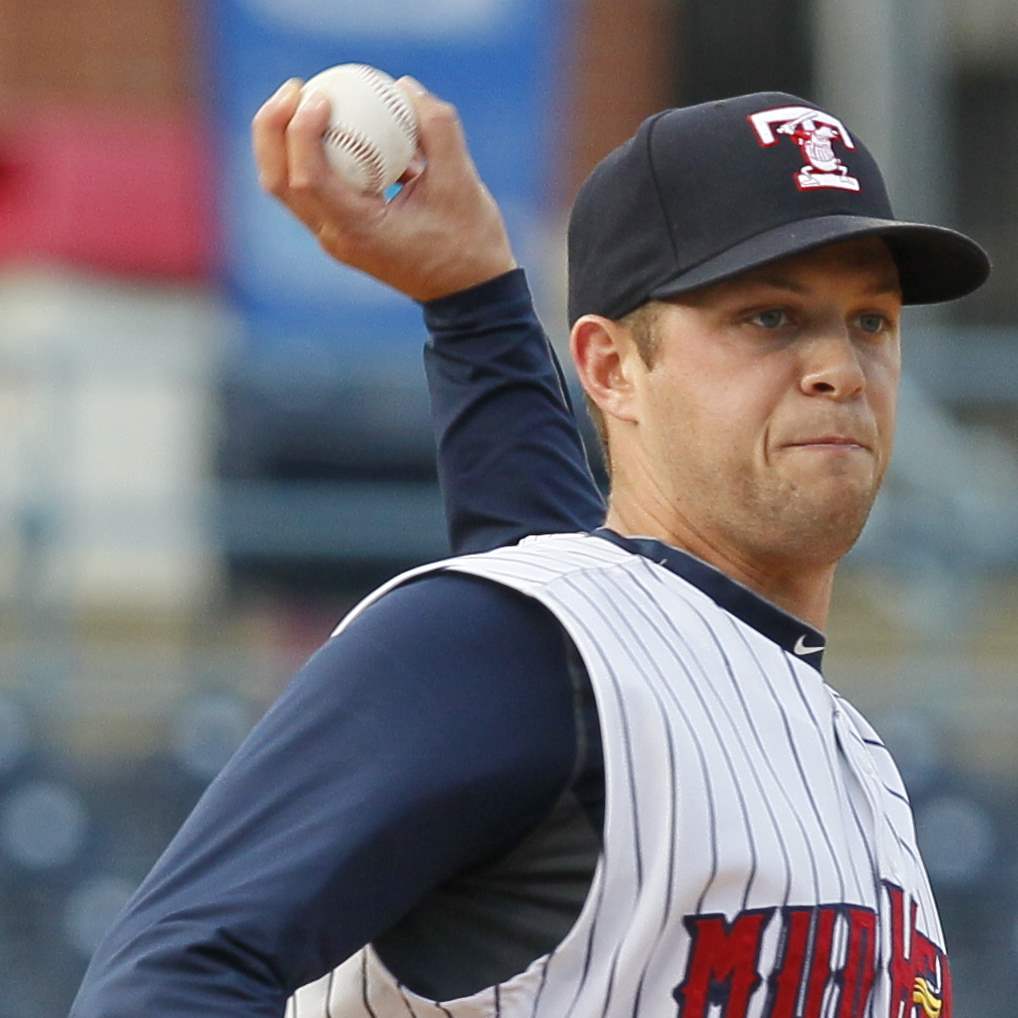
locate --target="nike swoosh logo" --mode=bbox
[794,635,825,656]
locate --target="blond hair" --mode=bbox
[583,300,663,476]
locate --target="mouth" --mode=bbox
[784,435,870,452]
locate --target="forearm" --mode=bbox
[423,269,605,554]
[71,925,287,1018]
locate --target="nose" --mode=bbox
[799,329,866,401]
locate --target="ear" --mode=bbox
[570,314,641,425]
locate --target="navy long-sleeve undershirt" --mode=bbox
[423,269,606,552]
[70,270,606,1017]
[71,575,592,1016]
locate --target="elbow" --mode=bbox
[70,917,287,1018]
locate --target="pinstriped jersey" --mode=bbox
[290,532,950,1018]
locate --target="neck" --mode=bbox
[604,498,836,632]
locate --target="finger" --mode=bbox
[286,89,364,209]
[396,75,427,98]
[285,89,384,235]
[252,78,303,195]
[395,80,468,167]
[394,79,430,186]
[286,89,333,190]
[398,150,427,185]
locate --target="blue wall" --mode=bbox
[206,0,565,350]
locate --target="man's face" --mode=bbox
[623,237,903,571]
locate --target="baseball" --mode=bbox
[299,64,419,194]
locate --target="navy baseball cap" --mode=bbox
[567,92,991,324]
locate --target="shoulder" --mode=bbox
[438,533,634,593]
[246,570,586,828]
[335,535,631,641]
[306,571,588,834]
[316,571,579,753]
[346,569,566,658]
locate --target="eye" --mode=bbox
[749,309,791,329]
[857,313,890,334]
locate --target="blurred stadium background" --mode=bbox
[0,1,1015,1013]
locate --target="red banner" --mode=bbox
[0,102,215,278]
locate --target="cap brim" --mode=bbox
[649,215,991,305]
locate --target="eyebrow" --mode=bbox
[739,272,902,297]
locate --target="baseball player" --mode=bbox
[70,80,989,1018]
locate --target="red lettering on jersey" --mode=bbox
[885,882,952,1018]
[674,893,945,1018]
[834,906,877,1018]
[762,907,813,1017]
[673,909,774,1018]
[764,905,877,1018]
[801,905,838,1016]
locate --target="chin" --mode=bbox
[790,499,874,562]
[754,481,877,564]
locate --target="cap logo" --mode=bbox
[748,105,860,193]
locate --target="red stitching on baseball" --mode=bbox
[323,123,386,192]
[354,65,419,146]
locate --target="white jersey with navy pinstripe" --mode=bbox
[289,532,951,1018]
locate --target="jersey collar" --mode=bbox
[591,528,827,673]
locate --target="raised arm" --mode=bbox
[422,270,604,553]
[251,76,604,555]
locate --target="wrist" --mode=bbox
[422,267,532,328]
[416,251,519,303]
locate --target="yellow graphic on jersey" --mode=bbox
[913,976,942,1018]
